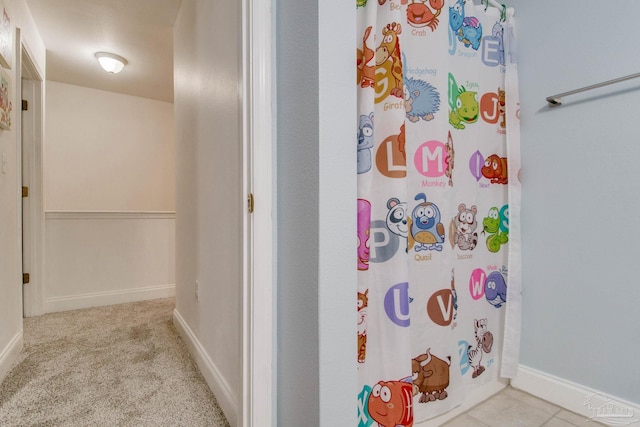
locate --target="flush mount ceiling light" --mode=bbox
[95,52,128,74]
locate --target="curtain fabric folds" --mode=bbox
[356,1,521,425]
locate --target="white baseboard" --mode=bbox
[0,331,23,384]
[415,380,508,426]
[45,284,176,313]
[512,365,640,426]
[173,308,239,427]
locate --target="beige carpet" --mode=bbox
[0,298,230,427]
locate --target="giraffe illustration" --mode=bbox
[375,22,404,103]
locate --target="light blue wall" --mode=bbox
[511,0,640,404]
[276,0,320,422]
[276,0,357,425]
[276,1,640,423]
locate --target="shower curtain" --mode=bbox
[356,0,521,425]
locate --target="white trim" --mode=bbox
[242,0,274,426]
[16,28,25,318]
[416,380,508,426]
[173,308,239,427]
[45,211,176,220]
[512,365,640,424]
[45,284,175,313]
[20,35,46,317]
[0,331,23,384]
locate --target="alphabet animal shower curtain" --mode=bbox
[356,0,521,425]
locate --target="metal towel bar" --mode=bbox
[546,72,640,107]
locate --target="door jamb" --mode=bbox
[18,31,45,317]
[241,0,275,425]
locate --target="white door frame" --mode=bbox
[18,29,45,318]
[241,0,275,425]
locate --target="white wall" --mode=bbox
[42,81,175,312]
[44,212,175,311]
[0,0,45,382]
[45,81,175,212]
[510,0,640,407]
[173,1,242,425]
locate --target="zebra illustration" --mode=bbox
[467,318,494,378]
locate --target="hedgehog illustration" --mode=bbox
[404,77,440,123]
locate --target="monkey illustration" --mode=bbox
[445,131,454,187]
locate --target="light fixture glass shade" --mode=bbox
[95,52,127,74]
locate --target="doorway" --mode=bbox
[19,34,44,318]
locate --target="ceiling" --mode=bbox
[25,0,182,103]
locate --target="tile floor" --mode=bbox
[442,386,607,427]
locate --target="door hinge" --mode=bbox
[23,273,30,284]
[21,100,28,111]
[22,186,29,197]
[247,193,254,213]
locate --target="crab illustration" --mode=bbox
[406,0,445,31]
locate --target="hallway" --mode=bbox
[0,299,228,426]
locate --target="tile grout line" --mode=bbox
[538,407,564,427]
[466,413,491,427]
